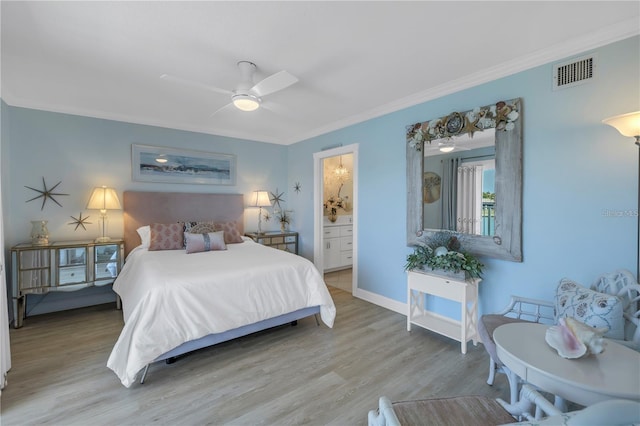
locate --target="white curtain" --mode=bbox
[0,159,11,391]
[456,164,483,235]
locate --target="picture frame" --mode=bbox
[132,144,236,185]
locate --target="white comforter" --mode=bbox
[107,238,336,387]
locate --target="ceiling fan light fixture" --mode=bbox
[232,93,261,112]
[439,141,455,153]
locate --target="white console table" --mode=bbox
[407,270,481,354]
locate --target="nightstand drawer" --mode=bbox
[245,231,298,255]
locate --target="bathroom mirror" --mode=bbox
[406,98,523,261]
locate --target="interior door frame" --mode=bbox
[313,143,358,294]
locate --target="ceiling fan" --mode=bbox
[160,61,298,114]
[422,139,472,156]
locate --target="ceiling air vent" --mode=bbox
[553,54,595,90]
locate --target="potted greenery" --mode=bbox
[405,233,483,280]
[276,210,292,232]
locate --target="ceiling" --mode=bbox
[1,2,638,145]
[423,129,495,157]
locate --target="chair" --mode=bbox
[477,296,555,404]
[368,395,516,426]
[478,269,640,406]
[368,384,640,426]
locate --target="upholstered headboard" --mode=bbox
[122,191,244,257]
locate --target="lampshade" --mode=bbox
[87,186,121,211]
[250,190,272,208]
[603,111,640,142]
[232,94,261,112]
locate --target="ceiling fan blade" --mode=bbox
[160,74,233,96]
[251,70,298,97]
[210,102,235,118]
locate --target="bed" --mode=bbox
[106,191,336,387]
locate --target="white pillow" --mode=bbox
[136,225,151,248]
[555,278,625,340]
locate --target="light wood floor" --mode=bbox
[324,268,353,293]
[1,287,510,425]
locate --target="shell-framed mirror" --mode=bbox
[406,98,523,262]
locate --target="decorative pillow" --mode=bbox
[136,225,151,248]
[184,231,227,254]
[214,221,243,244]
[189,222,218,234]
[555,278,624,339]
[149,223,184,251]
[183,221,215,234]
[183,221,216,247]
[182,220,243,244]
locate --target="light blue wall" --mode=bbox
[1,106,290,316]
[2,107,289,248]
[1,36,638,319]
[289,36,640,315]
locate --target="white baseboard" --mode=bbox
[354,288,407,316]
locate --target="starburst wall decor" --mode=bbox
[269,188,285,211]
[25,177,69,210]
[69,212,92,231]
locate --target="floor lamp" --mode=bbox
[603,111,640,281]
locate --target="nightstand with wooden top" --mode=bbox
[245,231,298,254]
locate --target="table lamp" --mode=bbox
[87,186,121,242]
[250,190,272,234]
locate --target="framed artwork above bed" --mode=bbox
[132,144,236,185]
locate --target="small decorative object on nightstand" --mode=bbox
[29,220,49,245]
[245,231,298,254]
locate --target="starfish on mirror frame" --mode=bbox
[25,177,69,210]
[269,188,285,210]
[69,212,92,231]
[460,115,483,138]
[293,182,302,193]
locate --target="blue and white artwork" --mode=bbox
[132,144,236,185]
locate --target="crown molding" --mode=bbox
[287,18,640,145]
[3,18,638,146]
[0,94,284,144]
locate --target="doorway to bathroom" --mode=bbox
[313,144,358,295]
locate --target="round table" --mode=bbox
[494,322,640,406]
